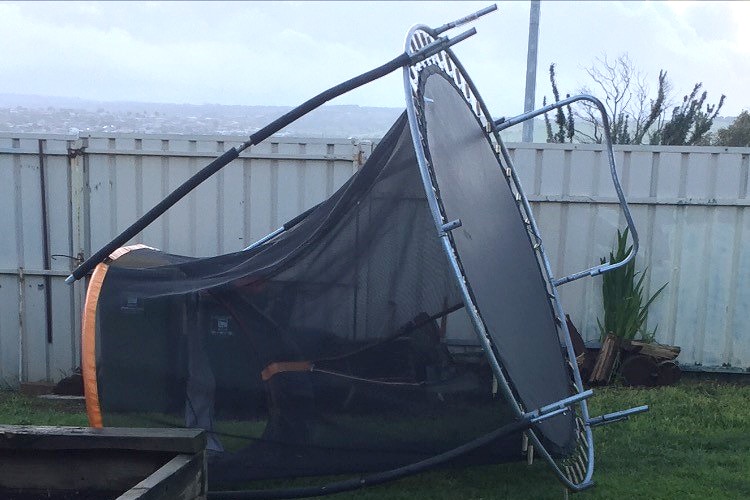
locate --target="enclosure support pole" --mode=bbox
[66,26,482,284]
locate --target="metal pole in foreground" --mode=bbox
[522,0,541,143]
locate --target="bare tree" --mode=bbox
[544,53,724,146]
[575,54,670,144]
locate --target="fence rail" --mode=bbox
[1,132,748,386]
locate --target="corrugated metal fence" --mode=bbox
[1,132,748,386]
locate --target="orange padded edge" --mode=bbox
[261,361,314,381]
[82,262,109,428]
[81,244,159,428]
[107,243,156,261]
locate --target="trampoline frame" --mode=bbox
[402,21,640,492]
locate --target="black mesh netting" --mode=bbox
[92,113,533,489]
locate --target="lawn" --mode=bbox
[1,379,749,499]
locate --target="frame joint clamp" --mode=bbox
[440,219,462,235]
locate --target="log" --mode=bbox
[589,334,621,385]
[622,340,680,361]
[620,354,659,387]
[656,360,681,386]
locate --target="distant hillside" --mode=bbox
[0,93,738,143]
[0,94,404,138]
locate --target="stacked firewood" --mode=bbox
[567,316,681,387]
[619,340,681,386]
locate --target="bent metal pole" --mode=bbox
[65,10,496,284]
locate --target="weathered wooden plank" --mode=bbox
[0,448,168,492]
[0,425,205,454]
[119,452,206,500]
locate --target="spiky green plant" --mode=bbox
[597,228,667,342]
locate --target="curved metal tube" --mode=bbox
[494,94,640,286]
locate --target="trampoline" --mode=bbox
[69,5,647,497]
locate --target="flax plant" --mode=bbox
[597,229,667,342]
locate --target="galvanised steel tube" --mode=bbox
[65,28,478,284]
[494,94,639,285]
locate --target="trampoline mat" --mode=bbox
[419,66,575,454]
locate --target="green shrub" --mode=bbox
[598,228,667,342]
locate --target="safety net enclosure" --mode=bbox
[75,5,646,497]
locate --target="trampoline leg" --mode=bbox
[587,405,649,427]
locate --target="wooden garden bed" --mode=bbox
[0,425,206,500]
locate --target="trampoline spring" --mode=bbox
[515,192,522,202]
[577,428,588,445]
[495,143,501,154]
[575,452,587,474]
[577,418,588,434]
[485,120,492,133]
[533,242,541,250]
[577,440,588,458]
[578,433,590,453]
[573,460,585,483]
[505,167,512,177]
[523,218,530,225]
[571,461,584,484]
[576,417,585,431]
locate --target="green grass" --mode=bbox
[2,379,749,499]
[0,392,88,427]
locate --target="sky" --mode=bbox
[0,1,748,116]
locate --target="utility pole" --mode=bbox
[522,0,541,142]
